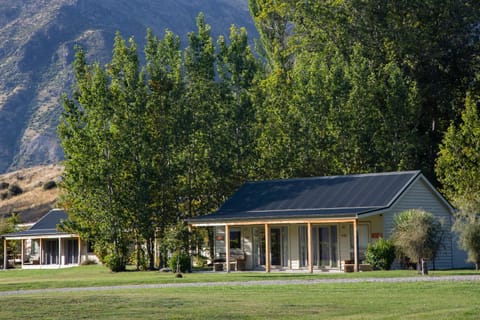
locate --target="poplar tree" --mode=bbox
[59,46,132,271]
[436,93,480,270]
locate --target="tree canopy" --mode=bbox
[58,3,480,270]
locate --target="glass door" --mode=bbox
[44,239,58,264]
[317,225,338,268]
[66,239,79,264]
[271,228,281,265]
[252,227,265,267]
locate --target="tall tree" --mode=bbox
[178,13,225,218]
[436,92,480,205]
[250,0,480,180]
[144,28,184,268]
[436,92,480,271]
[59,46,132,271]
[217,25,261,189]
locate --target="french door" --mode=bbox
[315,226,338,268]
[66,239,79,264]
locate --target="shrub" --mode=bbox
[193,254,207,267]
[365,238,396,270]
[168,251,190,273]
[8,183,23,196]
[391,209,443,267]
[43,180,57,190]
[0,192,8,200]
[452,210,480,271]
[103,253,126,272]
[0,182,9,190]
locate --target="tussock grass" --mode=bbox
[0,164,62,222]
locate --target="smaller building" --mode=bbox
[2,209,97,269]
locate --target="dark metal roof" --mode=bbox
[1,209,71,238]
[189,171,421,223]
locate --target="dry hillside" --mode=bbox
[0,164,62,223]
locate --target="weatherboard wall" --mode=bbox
[384,176,455,269]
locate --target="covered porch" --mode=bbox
[191,217,365,273]
[1,209,97,269]
[3,234,82,269]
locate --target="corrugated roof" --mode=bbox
[189,171,421,222]
[1,209,70,238]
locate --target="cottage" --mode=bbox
[2,209,97,269]
[188,171,470,272]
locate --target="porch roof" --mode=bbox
[1,209,71,239]
[189,171,421,225]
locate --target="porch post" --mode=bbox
[21,239,24,268]
[78,237,81,265]
[307,222,313,273]
[265,223,271,273]
[58,237,62,266]
[39,239,43,265]
[3,239,7,270]
[353,219,358,272]
[188,226,193,273]
[225,225,230,272]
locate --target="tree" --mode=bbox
[391,209,444,273]
[59,15,262,270]
[436,92,480,271]
[452,210,480,271]
[144,28,184,268]
[0,213,19,268]
[436,93,480,205]
[249,0,480,180]
[59,39,146,272]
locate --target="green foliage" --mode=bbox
[0,213,19,268]
[391,209,444,266]
[452,208,480,271]
[364,238,396,270]
[436,91,480,271]
[59,14,263,271]
[103,252,127,273]
[57,4,480,273]
[0,182,9,190]
[436,93,480,207]
[249,0,480,179]
[192,254,207,268]
[168,251,191,273]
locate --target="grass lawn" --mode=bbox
[1,266,479,319]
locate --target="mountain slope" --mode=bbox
[0,0,256,173]
[0,164,63,223]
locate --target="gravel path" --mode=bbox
[1,275,479,296]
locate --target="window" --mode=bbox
[87,240,95,253]
[349,223,370,260]
[230,228,241,249]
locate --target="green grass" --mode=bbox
[0,265,477,292]
[1,266,479,319]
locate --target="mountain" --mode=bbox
[0,0,256,174]
[0,164,63,223]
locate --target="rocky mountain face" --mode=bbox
[0,0,256,173]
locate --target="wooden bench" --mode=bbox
[213,252,245,272]
[342,260,372,272]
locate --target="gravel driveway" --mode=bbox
[1,274,479,296]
